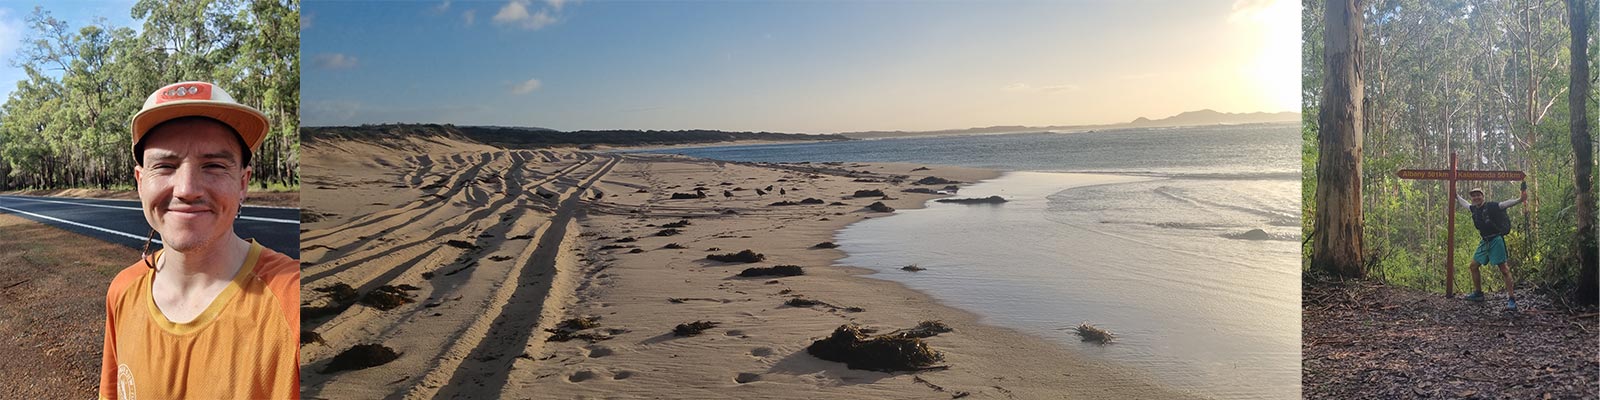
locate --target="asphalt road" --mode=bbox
[0,195,300,259]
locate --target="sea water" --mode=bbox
[640,123,1300,399]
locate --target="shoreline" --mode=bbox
[515,153,1198,398]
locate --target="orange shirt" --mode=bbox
[99,240,300,400]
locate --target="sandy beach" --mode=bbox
[299,133,1198,399]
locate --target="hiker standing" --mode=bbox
[1456,183,1528,311]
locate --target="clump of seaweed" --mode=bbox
[557,316,601,331]
[314,283,359,303]
[934,196,1007,204]
[301,210,330,223]
[444,239,479,249]
[359,285,418,310]
[813,242,839,249]
[663,243,687,249]
[889,320,953,339]
[321,343,401,374]
[913,176,958,185]
[806,325,946,372]
[301,331,325,346]
[853,189,886,198]
[867,201,895,213]
[546,316,611,342]
[785,297,826,307]
[673,320,720,336]
[799,198,826,204]
[901,265,927,272]
[661,219,692,228]
[1074,322,1114,344]
[738,265,804,277]
[707,249,766,263]
[655,228,682,236]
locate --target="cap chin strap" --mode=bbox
[140,229,159,270]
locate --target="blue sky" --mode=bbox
[0,1,139,100]
[303,0,1299,133]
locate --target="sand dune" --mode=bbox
[300,134,1196,399]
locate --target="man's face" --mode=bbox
[134,118,251,253]
[1469,191,1485,206]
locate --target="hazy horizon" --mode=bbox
[302,0,1300,133]
[301,108,1301,134]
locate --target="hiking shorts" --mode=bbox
[1473,235,1508,265]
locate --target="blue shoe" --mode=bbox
[1506,298,1518,311]
[1463,292,1485,302]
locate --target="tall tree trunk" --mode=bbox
[1314,0,1367,279]
[1568,0,1597,306]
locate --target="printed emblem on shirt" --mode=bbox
[117,363,136,400]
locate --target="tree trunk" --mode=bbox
[1314,0,1367,279]
[1568,0,1597,306]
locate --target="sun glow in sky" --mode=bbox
[302,0,1301,133]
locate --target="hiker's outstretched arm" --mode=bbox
[1457,195,1471,209]
[1500,196,1523,208]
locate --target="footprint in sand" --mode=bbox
[734,372,762,384]
[749,347,774,357]
[723,330,746,338]
[585,346,614,358]
[613,370,634,380]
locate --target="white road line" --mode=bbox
[0,204,162,244]
[0,196,298,224]
[0,194,300,209]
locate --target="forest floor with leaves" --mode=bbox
[1303,276,1598,399]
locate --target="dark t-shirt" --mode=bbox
[1459,196,1521,239]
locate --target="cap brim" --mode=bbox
[131,100,270,156]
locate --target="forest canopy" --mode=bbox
[1302,0,1598,297]
[0,0,299,191]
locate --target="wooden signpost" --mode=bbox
[1395,152,1525,297]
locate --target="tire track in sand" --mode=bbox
[426,154,617,399]
[300,150,615,400]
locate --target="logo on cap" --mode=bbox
[155,83,212,104]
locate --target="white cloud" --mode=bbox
[464,9,476,26]
[510,78,542,95]
[547,0,567,11]
[434,0,452,13]
[300,12,313,30]
[493,1,529,23]
[1002,83,1080,93]
[312,53,359,69]
[494,0,558,30]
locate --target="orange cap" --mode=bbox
[130,81,269,162]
